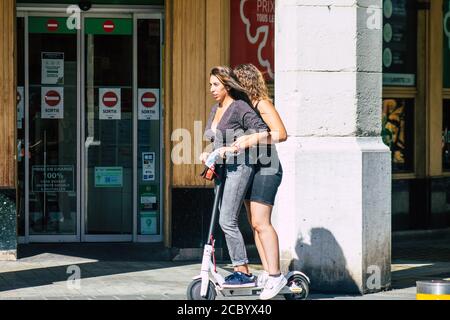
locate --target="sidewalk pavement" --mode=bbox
[1,231,450,300]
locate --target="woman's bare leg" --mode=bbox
[245,200,269,272]
[250,201,280,275]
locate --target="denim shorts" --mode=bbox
[244,162,283,206]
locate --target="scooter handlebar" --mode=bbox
[204,149,239,168]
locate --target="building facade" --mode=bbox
[1,0,447,293]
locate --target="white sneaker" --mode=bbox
[256,271,269,288]
[259,274,288,300]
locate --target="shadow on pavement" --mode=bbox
[17,243,176,261]
[0,243,194,293]
[293,228,360,295]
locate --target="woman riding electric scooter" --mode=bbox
[188,66,311,300]
[200,66,269,288]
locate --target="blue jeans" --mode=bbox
[217,161,255,267]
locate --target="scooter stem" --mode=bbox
[207,177,224,244]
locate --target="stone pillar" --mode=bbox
[274,0,390,293]
[0,0,17,261]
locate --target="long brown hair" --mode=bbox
[233,63,272,103]
[210,66,252,106]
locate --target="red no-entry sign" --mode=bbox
[103,20,115,33]
[102,91,118,108]
[141,92,157,108]
[47,19,59,32]
[45,90,61,107]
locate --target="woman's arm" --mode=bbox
[232,131,270,150]
[218,131,269,158]
[258,100,288,143]
[232,100,287,148]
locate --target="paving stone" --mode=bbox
[2,238,450,300]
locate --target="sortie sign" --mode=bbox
[41,87,64,119]
[103,20,116,33]
[47,19,59,32]
[99,88,121,120]
[45,90,61,107]
[141,92,157,108]
[102,91,118,108]
[138,89,159,120]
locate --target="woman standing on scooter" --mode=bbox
[200,66,269,288]
[233,63,288,300]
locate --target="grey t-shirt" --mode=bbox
[204,99,269,150]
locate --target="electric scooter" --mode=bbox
[187,152,310,300]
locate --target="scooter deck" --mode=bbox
[218,285,300,297]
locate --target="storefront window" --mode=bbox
[17,17,25,237]
[442,100,450,170]
[382,0,417,87]
[382,98,414,172]
[443,0,450,88]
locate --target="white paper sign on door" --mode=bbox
[138,89,159,120]
[41,87,64,119]
[99,88,121,120]
[17,87,24,129]
[142,152,156,181]
[42,52,64,85]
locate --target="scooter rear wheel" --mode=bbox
[187,279,217,300]
[284,274,310,300]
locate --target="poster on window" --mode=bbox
[382,98,413,172]
[230,0,274,81]
[140,185,158,211]
[31,165,74,193]
[41,87,64,119]
[99,88,121,120]
[142,152,156,182]
[42,52,64,85]
[140,212,158,235]
[138,89,160,120]
[94,167,123,188]
[382,0,417,86]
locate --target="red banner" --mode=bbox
[230,0,275,81]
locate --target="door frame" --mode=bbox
[17,4,164,243]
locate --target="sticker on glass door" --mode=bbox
[41,52,64,85]
[138,89,159,120]
[42,87,64,119]
[99,88,121,120]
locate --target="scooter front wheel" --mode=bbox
[187,279,217,300]
[284,274,310,300]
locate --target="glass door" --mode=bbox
[19,8,164,243]
[27,15,80,242]
[135,14,163,242]
[82,15,134,241]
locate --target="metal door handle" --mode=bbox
[85,136,101,148]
